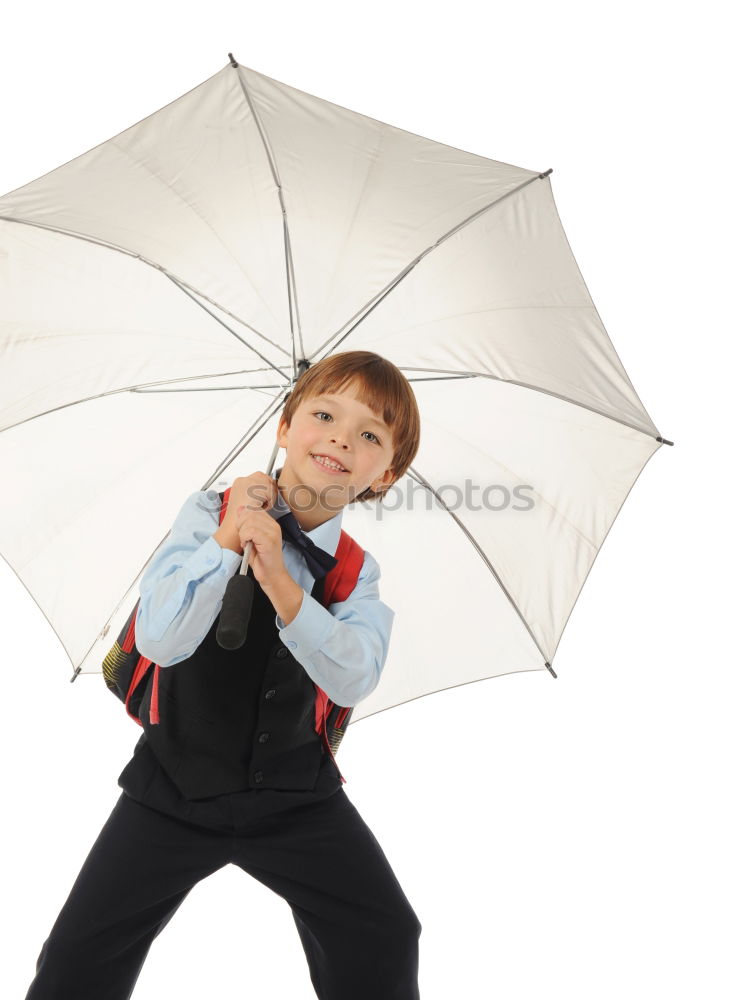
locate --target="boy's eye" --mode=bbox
[313,411,380,444]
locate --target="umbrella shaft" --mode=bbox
[239,436,282,576]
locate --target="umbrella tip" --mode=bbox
[656,436,674,446]
[228,52,239,68]
[545,662,557,678]
[538,168,553,179]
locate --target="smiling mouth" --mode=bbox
[310,453,349,473]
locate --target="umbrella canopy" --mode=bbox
[0,56,670,724]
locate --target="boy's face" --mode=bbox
[276,382,397,517]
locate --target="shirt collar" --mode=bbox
[267,466,343,558]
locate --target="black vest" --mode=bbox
[137,568,335,800]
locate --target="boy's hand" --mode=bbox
[212,471,293,588]
[234,505,289,589]
[215,472,278,554]
[229,471,279,517]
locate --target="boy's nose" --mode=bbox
[328,440,352,464]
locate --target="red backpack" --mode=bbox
[103,486,365,780]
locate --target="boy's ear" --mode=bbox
[276,414,290,448]
[372,467,398,493]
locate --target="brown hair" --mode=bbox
[280,351,420,503]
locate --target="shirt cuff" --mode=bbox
[189,534,242,583]
[276,591,336,657]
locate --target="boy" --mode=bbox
[25,350,422,1000]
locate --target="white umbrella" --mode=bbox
[0,54,672,726]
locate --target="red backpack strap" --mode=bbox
[219,485,232,523]
[323,529,364,607]
[314,529,365,783]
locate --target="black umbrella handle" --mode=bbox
[216,571,255,649]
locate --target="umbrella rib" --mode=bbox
[0,371,289,435]
[232,67,306,373]
[406,464,551,666]
[396,366,661,441]
[44,364,661,445]
[198,386,289,489]
[0,213,289,361]
[538,432,660,675]
[160,272,291,381]
[349,665,550,726]
[78,388,290,675]
[134,373,478,392]
[309,171,550,361]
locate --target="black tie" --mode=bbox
[277,510,339,580]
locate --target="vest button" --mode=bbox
[275,647,289,659]
[258,732,270,743]
[253,770,264,783]
[264,688,276,700]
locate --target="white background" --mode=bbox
[1,2,728,997]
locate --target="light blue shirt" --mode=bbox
[133,471,395,707]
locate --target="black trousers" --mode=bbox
[25,789,421,999]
